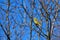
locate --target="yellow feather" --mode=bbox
[34,18,40,25]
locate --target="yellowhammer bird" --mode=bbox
[34,18,41,26]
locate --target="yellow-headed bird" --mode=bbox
[34,18,41,26]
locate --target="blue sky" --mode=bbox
[0,0,60,40]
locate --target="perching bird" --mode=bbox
[34,18,41,26]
